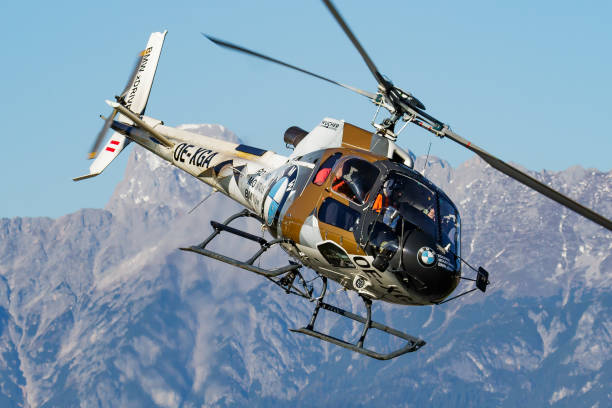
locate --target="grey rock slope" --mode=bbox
[0,124,610,407]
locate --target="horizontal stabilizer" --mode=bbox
[73,172,101,182]
[74,133,131,181]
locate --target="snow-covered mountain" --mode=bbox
[0,124,610,407]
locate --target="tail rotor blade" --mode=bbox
[89,49,146,159]
[118,50,146,102]
[88,109,117,159]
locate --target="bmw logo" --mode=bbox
[417,247,437,267]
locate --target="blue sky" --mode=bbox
[1,0,610,218]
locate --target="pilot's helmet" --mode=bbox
[383,179,395,196]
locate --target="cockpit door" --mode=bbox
[315,156,381,256]
[280,152,380,258]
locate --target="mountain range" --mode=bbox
[0,124,610,407]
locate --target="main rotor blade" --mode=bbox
[441,127,612,231]
[203,34,376,100]
[322,0,388,90]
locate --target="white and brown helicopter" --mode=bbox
[75,1,612,360]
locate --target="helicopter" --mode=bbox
[75,0,612,360]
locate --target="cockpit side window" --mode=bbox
[318,198,360,232]
[331,158,379,204]
[313,152,341,186]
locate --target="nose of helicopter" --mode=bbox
[398,230,460,303]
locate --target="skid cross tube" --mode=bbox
[291,278,426,360]
[180,210,300,277]
[196,209,262,248]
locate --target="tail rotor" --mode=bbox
[87,51,146,160]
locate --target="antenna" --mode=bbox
[188,189,217,214]
[422,140,432,176]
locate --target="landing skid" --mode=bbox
[182,210,425,360]
[291,277,425,360]
[180,209,301,277]
[180,209,312,298]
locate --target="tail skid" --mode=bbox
[74,31,167,181]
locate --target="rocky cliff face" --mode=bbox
[0,124,610,407]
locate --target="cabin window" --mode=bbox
[318,198,360,232]
[331,158,379,204]
[313,152,341,186]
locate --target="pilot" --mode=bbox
[332,176,349,197]
[332,166,358,201]
[423,195,436,221]
[373,179,393,212]
[373,179,400,229]
[425,207,435,221]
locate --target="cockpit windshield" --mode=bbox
[364,170,462,271]
[373,172,461,253]
[331,158,379,205]
[375,173,437,236]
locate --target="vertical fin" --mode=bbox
[74,31,167,181]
